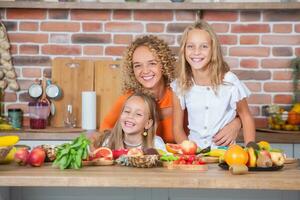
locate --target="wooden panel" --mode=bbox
[94,60,122,127]
[51,58,94,128]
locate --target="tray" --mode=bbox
[82,158,114,166]
[218,163,283,171]
[256,128,300,134]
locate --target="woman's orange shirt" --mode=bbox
[100,88,175,143]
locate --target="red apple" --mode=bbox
[259,150,271,158]
[112,149,128,159]
[14,148,30,166]
[28,147,46,167]
[180,140,197,155]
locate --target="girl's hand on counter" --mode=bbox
[213,117,241,146]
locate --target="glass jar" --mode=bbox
[28,101,50,129]
[8,108,23,129]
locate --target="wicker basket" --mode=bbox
[0,146,12,161]
[127,155,159,168]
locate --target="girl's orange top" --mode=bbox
[100,88,175,143]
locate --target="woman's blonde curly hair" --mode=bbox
[122,35,176,94]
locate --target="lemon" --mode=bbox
[0,147,16,164]
[257,141,271,151]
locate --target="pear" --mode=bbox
[269,152,285,166]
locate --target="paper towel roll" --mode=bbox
[82,91,96,130]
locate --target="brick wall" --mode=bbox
[0,8,300,127]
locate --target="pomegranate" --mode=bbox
[28,147,46,167]
[14,148,30,166]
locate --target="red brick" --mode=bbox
[296,48,300,56]
[114,35,133,45]
[272,47,293,57]
[203,11,238,21]
[229,47,270,57]
[22,68,42,78]
[134,10,173,21]
[8,33,48,43]
[296,24,300,33]
[245,82,261,92]
[71,10,110,21]
[240,35,259,45]
[222,46,228,56]
[248,94,272,104]
[273,24,292,33]
[240,11,261,22]
[82,23,102,32]
[274,95,293,104]
[113,10,131,20]
[50,34,70,43]
[83,46,103,56]
[167,23,189,33]
[146,23,165,33]
[72,34,111,44]
[19,45,39,54]
[43,68,51,79]
[105,46,127,56]
[261,59,291,69]
[6,9,46,19]
[264,10,300,22]
[218,35,237,45]
[2,21,17,31]
[249,106,260,116]
[41,22,80,32]
[105,22,143,33]
[233,70,270,80]
[240,59,258,69]
[224,57,239,69]
[3,92,17,102]
[19,22,39,31]
[18,93,33,104]
[10,44,18,55]
[255,118,268,128]
[273,71,292,80]
[16,79,33,90]
[48,9,69,19]
[232,24,270,33]
[42,45,81,55]
[13,56,51,66]
[262,35,300,45]
[264,82,293,92]
[211,23,229,33]
[157,35,175,45]
[175,11,196,21]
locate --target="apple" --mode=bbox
[269,152,285,166]
[112,149,128,159]
[259,150,271,159]
[180,140,197,155]
[14,148,30,166]
[28,147,46,167]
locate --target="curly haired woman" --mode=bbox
[99,35,241,145]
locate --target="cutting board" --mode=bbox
[94,60,122,126]
[51,58,94,127]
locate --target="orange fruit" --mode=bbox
[165,143,182,154]
[224,144,249,166]
[93,147,113,160]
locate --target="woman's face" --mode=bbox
[185,29,212,71]
[120,96,153,136]
[132,46,164,90]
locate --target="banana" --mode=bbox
[0,124,14,131]
[0,135,19,147]
[204,149,226,157]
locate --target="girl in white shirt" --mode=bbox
[171,20,255,149]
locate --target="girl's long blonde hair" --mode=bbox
[177,20,230,94]
[105,93,159,150]
[122,35,176,94]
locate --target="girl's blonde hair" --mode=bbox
[177,20,230,93]
[122,35,176,94]
[105,92,159,150]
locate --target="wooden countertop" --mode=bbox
[1,127,300,143]
[0,163,299,190]
[0,1,300,10]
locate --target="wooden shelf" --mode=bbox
[0,1,300,10]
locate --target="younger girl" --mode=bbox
[91,93,166,151]
[171,20,255,149]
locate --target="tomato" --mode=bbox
[224,144,249,166]
[288,111,300,125]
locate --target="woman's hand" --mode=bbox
[213,117,242,146]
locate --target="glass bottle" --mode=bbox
[64,104,76,128]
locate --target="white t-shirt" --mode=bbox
[171,71,250,149]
